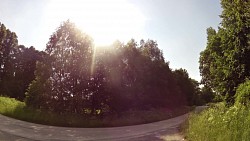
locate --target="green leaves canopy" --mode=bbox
[199,0,250,103]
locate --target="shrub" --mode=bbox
[186,103,250,141]
[235,80,250,106]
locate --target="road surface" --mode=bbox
[0,112,191,141]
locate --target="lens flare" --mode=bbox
[44,0,146,46]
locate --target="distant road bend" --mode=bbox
[0,107,207,141]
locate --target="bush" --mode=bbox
[235,80,250,106]
[186,103,250,141]
[1,96,190,127]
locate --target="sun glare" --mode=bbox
[43,0,146,46]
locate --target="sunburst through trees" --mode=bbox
[1,21,202,117]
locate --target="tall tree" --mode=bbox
[12,45,44,100]
[102,39,185,112]
[200,0,250,103]
[26,20,95,114]
[173,69,199,106]
[26,21,190,116]
[0,22,18,97]
[0,23,43,100]
[200,86,215,104]
[139,39,164,62]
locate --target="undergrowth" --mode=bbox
[0,96,190,127]
[186,103,250,141]
[185,80,250,141]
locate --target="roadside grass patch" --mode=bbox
[185,103,250,141]
[0,96,190,127]
[185,80,250,141]
[0,96,26,115]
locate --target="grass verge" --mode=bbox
[185,103,250,141]
[0,96,190,127]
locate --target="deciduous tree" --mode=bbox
[199,0,250,103]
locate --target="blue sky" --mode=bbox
[0,0,222,81]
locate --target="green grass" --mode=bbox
[185,103,250,141]
[0,96,26,115]
[0,96,190,127]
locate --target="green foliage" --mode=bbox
[235,80,250,106]
[25,62,52,109]
[0,96,190,127]
[0,22,43,100]
[10,46,44,100]
[199,0,250,103]
[200,86,216,103]
[0,22,18,97]
[26,21,193,117]
[1,20,197,118]
[186,103,250,141]
[101,39,187,113]
[186,80,250,141]
[25,20,191,116]
[139,39,165,62]
[173,69,200,106]
[26,20,97,114]
[0,96,25,115]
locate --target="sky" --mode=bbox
[0,0,222,81]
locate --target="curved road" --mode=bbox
[0,112,191,141]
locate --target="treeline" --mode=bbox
[0,24,44,100]
[1,21,210,117]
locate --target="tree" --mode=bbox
[26,20,96,114]
[26,21,191,116]
[0,22,18,97]
[173,69,200,106]
[139,39,165,62]
[12,45,44,100]
[200,86,215,104]
[25,60,52,109]
[102,39,185,112]
[199,0,250,103]
[0,23,44,100]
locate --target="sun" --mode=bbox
[43,0,146,46]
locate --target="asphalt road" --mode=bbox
[4,104,213,141]
[0,112,190,141]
